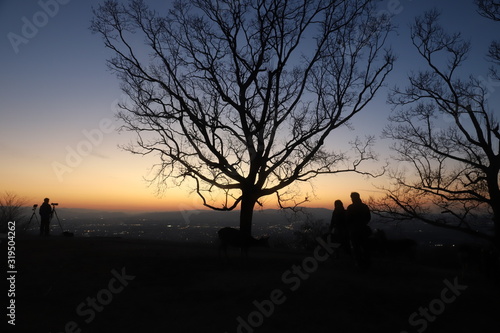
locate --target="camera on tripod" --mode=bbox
[25,200,72,236]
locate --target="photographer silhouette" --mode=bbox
[39,198,52,236]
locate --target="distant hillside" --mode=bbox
[17,206,494,247]
[20,206,332,227]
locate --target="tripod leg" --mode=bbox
[53,210,64,232]
[24,212,38,231]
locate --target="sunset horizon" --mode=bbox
[8,172,379,213]
[2,0,498,228]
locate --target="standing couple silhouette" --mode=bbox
[329,192,372,268]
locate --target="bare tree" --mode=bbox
[371,9,500,248]
[476,0,500,21]
[91,0,394,236]
[0,191,28,233]
[476,0,500,80]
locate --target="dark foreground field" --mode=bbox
[6,235,500,333]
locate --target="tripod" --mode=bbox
[23,204,39,231]
[50,204,73,236]
[50,204,65,233]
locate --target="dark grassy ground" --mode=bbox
[6,235,500,333]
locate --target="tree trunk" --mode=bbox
[494,218,500,250]
[239,193,257,238]
[492,210,500,250]
[487,169,500,249]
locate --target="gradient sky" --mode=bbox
[1,0,498,212]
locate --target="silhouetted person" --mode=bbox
[329,200,350,255]
[39,198,52,236]
[346,192,371,267]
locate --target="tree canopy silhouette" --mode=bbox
[91,0,394,236]
[0,191,27,233]
[371,8,500,248]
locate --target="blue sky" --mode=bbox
[0,0,498,211]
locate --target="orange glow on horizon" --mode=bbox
[12,181,383,213]
[4,152,384,213]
